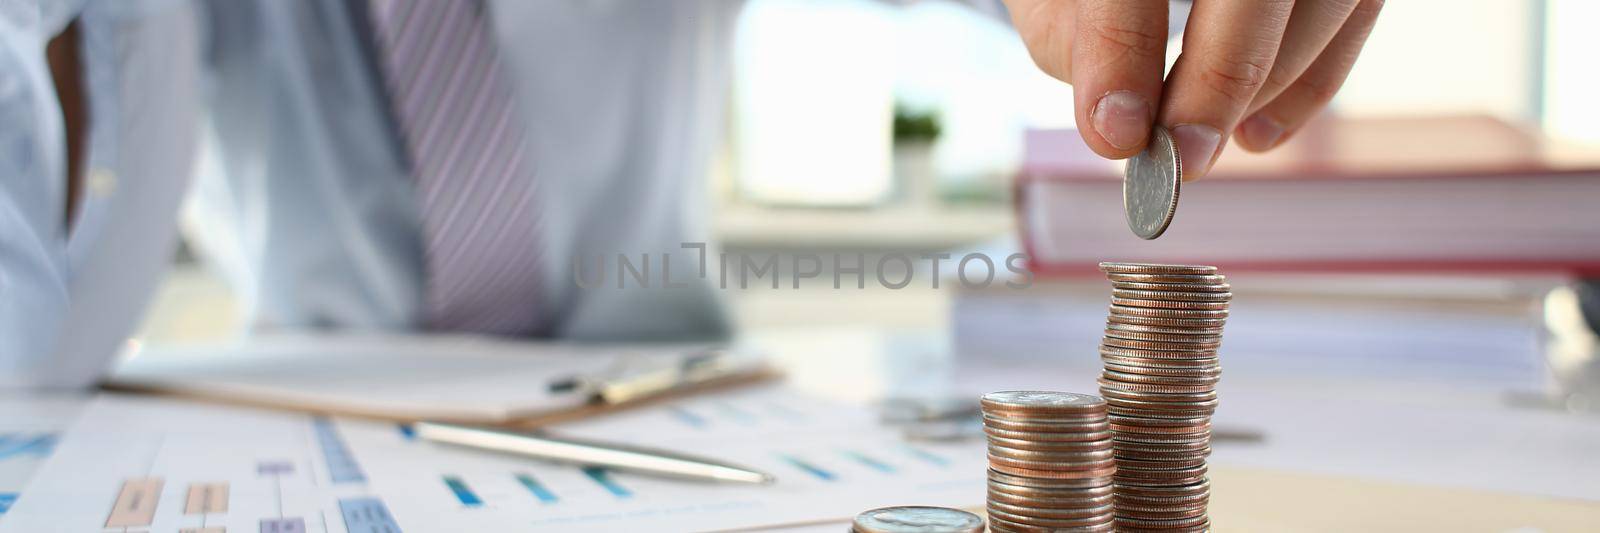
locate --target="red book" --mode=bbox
[1017,115,1600,277]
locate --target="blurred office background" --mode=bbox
[140,0,1600,343]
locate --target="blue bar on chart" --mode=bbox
[764,402,807,422]
[514,473,559,504]
[714,402,757,425]
[667,406,707,428]
[442,476,483,507]
[260,517,307,533]
[901,445,949,467]
[841,450,896,473]
[582,467,632,498]
[313,418,366,483]
[778,454,836,481]
[339,497,402,533]
[0,433,57,461]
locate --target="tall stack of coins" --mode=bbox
[1096,262,1228,532]
[980,391,1117,532]
[851,506,985,533]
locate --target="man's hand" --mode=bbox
[1005,0,1383,180]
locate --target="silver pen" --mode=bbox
[414,421,776,485]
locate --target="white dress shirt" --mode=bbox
[1,0,1002,389]
[1,0,200,389]
[3,0,740,388]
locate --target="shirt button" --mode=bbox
[88,168,116,197]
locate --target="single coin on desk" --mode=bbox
[851,505,985,533]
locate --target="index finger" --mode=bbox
[1159,0,1294,179]
[1071,0,1169,159]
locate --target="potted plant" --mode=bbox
[893,104,942,207]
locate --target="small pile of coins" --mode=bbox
[981,391,1117,532]
[850,506,985,533]
[1096,262,1229,532]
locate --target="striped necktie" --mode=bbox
[367,0,544,335]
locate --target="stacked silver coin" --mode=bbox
[851,506,985,533]
[1096,262,1228,532]
[980,391,1117,532]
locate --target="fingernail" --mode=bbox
[1170,124,1223,180]
[1091,91,1151,150]
[1238,114,1284,150]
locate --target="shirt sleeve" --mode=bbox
[42,0,202,389]
[0,7,73,388]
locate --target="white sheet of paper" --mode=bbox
[0,395,84,497]
[942,361,1600,503]
[0,388,986,532]
[1204,378,1600,502]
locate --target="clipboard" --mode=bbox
[101,333,779,426]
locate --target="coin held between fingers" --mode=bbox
[1093,91,1153,151]
[1122,126,1182,240]
[1169,124,1221,181]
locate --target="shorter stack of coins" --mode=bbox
[1096,262,1229,532]
[981,391,1117,532]
[851,506,985,533]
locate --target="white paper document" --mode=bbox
[0,395,84,502]
[0,387,985,532]
[108,334,737,423]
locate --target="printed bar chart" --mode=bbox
[258,517,307,532]
[0,434,56,461]
[255,459,306,532]
[779,454,836,481]
[714,402,758,425]
[314,418,366,483]
[256,460,294,476]
[841,450,896,473]
[902,445,949,467]
[0,398,408,533]
[514,473,559,504]
[443,476,483,507]
[666,406,708,428]
[581,467,632,498]
[1,391,988,533]
[340,497,403,532]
